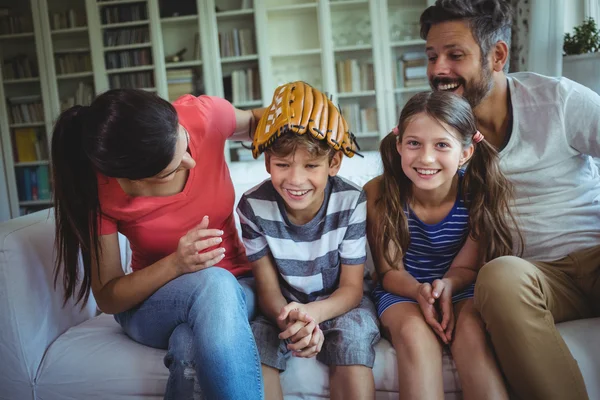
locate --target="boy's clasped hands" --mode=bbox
[277,302,324,358]
[416,279,455,345]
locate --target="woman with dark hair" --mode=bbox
[51,89,266,399]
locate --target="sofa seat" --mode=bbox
[34,313,600,400]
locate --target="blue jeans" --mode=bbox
[114,267,263,400]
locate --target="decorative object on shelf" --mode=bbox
[562,18,600,95]
[165,48,187,63]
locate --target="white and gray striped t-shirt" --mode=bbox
[236,176,367,303]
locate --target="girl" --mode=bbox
[51,89,270,399]
[365,91,522,399]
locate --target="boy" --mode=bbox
[236,81,380,400]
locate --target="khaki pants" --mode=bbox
[474,245,600,400]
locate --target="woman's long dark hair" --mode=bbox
[375,91,523,272]
[51,89,179,306]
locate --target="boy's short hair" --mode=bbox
[265,130,336,161]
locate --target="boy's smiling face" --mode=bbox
[266,147,342,225]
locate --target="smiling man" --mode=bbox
[420,1,600,399]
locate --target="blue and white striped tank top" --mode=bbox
[403,176,469,283]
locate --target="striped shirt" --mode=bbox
[236,176,367,303]
[403,172,469,282]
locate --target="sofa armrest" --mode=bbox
[0,210,98,398]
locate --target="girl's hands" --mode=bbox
[277,302,324,358]
[171,216,226,276]
[416,281,454,344]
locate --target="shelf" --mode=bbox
[221,54,259,64]
[106,65,154,74]
[3,77,40,84]
[19,199,53,206]
[334,44,373,52]
[57,71,94,80]
[15,160,49,167]
[233,99,262,108]
[267,3,317,13]
[104,42,152,51]
[330,0,368,6]
[51,26,88,35]
[166,60,202,69]
[141,87,157,92]
[394,85,430,93]
[390,39,425,48]
[0,32,34,40]
[337,90,376,98]
[216,9,254,19]
[54,47,90,54]
[271,48,321,58]
[161,15,198,24]
[354,132,380,138]
[9,122,45,128]
[97,0,147,6]
[101,20,150,29]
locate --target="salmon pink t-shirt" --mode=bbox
[97,95,250,276]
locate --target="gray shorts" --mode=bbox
[251,296,381,371]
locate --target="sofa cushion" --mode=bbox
[35,314,463,399]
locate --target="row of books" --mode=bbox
[0,9,33,35]
[109,71,154,89]
[2,56,39,80]
[8,99,44,125]
[104,27,150,47]
[55,53,92,75]
[224,68,260,105]
[60,82,95,111]
[219,28,256,58]
[167,68,195,101]
[395,51,428,88]
[336,59,375,93]
[16,166,51,202]
[101,4,148,25]
[340,103,378,134]
[105,49,152,69]
[12,128,48,163]
[50,9,87,30]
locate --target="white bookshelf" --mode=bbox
[0,0,55,217]
[0,0,433,218]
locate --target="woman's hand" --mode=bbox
[171,216,226,276]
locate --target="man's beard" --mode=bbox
[430,63,493,108]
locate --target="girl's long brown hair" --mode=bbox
[374,91,522,272]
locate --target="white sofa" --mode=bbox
[1,152,599,400]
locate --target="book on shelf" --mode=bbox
[105,49,152,69]
[13,128,47,163]
[8,96,44,124]
[55,53,92,75]
[395,51,427,88]
[103,27,150,47]
[219,29,255,58]
[167,68,194,101]
[2,55,39,80]
[336,59,375,93]
[60,82,94,111]
[0,9,33,35]
[16,165,51,202]
[101,4,148,25]
[109,71,154,89]
[340,103,378,134]
[224,67,260,105]
[51,9,86,30]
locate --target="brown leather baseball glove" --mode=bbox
[251,81,361,159]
